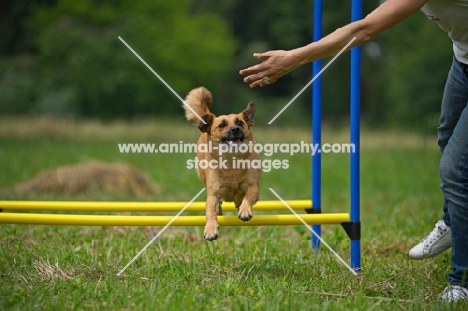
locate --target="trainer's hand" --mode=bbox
[239,50,300,88]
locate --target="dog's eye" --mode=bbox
[218,123,226,128]
[236,120,244,126]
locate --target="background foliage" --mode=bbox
[0,0,453,128]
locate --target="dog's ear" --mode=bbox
[198,113,215,133]
[242,101,256,127]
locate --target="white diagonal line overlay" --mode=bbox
[116,188,206,276]
[118,36,206,124]
[268,37,356,124]
[269,188,358,275]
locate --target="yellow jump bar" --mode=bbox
[0,213,349,226]
[0,200,312,212]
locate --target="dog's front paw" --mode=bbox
[238,206,253,222]
[204,223,219,241]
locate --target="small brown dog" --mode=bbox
[183,87,262,241]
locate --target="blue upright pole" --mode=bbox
[350,0,362,271]
[311,0,323,249]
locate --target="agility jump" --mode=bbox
[0,199,349,227]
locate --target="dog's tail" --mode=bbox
[183,87,213,124]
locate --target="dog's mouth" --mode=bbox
[221,135,245,147]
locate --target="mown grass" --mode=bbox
[0,116,465,310]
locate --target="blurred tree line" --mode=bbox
[0,0,453,129]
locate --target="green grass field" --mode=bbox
[0,116,465,310]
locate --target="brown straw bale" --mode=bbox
[2,160,158,197]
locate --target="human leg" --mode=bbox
[438,57,468,296]
[408,57,468,260]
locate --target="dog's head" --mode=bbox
[198,101,256,148]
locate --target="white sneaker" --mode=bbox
[439,285,468,302]
[408,220,451,259]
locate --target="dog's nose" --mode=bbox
[229,126,241,134]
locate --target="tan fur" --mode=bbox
[184,87,213,122]
[0,161,158,198]
[183,87,262,241]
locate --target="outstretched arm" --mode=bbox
[239,0,428,88]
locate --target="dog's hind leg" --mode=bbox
[216,201,223,216]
